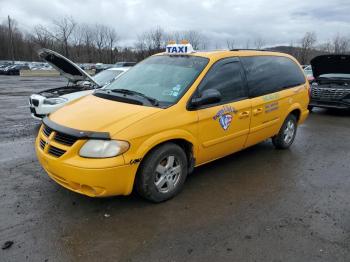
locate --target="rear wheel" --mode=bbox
[272,114,297,149]
[135,143,188,202]
[308,105,313,112]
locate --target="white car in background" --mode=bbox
[303,65,314,82]
[29,49,131,120]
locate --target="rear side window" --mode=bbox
[199,58,247,103]
[241,56,305,97]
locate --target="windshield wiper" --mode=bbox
[111,89,159,106]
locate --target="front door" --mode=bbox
[193,58,252,164]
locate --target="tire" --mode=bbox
[308,105,313,112]
[272,114,297,149]
[135,143,188,202]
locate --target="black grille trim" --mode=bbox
[311,87,350,100]
[42,124,52,137]
[39,139,46,150]
[32,99,39,107]
[54,132,78,146]
[48,146,66,158]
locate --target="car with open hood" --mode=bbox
[309,55,350,110]
[29,49,130,119]
[35,42,309,202]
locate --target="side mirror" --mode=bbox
[190,89,222,108]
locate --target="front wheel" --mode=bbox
[135,143,188,202]
[272,114,297,149]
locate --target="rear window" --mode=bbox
[241,56,305,97]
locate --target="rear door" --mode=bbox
[192,58,252,164]
[241,56,307,147]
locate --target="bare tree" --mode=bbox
[245,39,250,49]
[147,26,164,52]
[254,37,265,49]
[51,16,76,57]
[318,40,333,53]
[226,39,235,49]
[81,24,94,62]
[333,35,349,54]
[93,24,108,62]
[106,27,119,63]
[182,30,203,50]
[299,32,317,64]
[32,25,55,49]
[135,27,165,57]
[165,30,208,50]
[72,24,86,60]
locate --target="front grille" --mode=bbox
[42,124,53,137]
[41,124,79,158]
[39,139,46,150]
[312,86,350,100]
[54,132,78,146]
[32,99,39,107]
[48,146,66,158]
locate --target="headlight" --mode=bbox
[79,140,130,158]
[43,97,68,105]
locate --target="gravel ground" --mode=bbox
[0,75,349,262]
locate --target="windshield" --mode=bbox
[92,69,125,86]
[103,55,209,105]
[319,73,350,79]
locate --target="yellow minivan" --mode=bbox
[36,43,309,202]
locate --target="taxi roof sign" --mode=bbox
[165,41,194,55]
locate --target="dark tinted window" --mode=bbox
[199,59,247,103]
[241,56,305,97]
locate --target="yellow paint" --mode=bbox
[35,50,310,197]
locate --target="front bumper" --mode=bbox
[35,134,138,197]
[29,94,66,119]
[30,107,45,120]
[309,98,350,109]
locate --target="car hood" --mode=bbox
[38,49,99,86]
[311,55,350,78]
[49,94,162,136]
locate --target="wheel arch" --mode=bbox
[286,104,302,123]
[135,130,197,175]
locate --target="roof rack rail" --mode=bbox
[230,49,271,52]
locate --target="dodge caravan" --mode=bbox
[36,42,309,202]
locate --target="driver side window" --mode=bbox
[199,58,247,104]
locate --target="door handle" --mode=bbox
[238,111,250,119]
[253,108,263,116]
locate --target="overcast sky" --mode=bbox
[1,0,350,48]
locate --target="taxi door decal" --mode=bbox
[213,105,237,130]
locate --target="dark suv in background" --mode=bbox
[1,65,30,75]
[309,55,350,110]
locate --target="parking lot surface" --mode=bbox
[0,76,349,262]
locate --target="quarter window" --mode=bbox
[241,56,306,97]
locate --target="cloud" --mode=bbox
[1,0,350,48]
